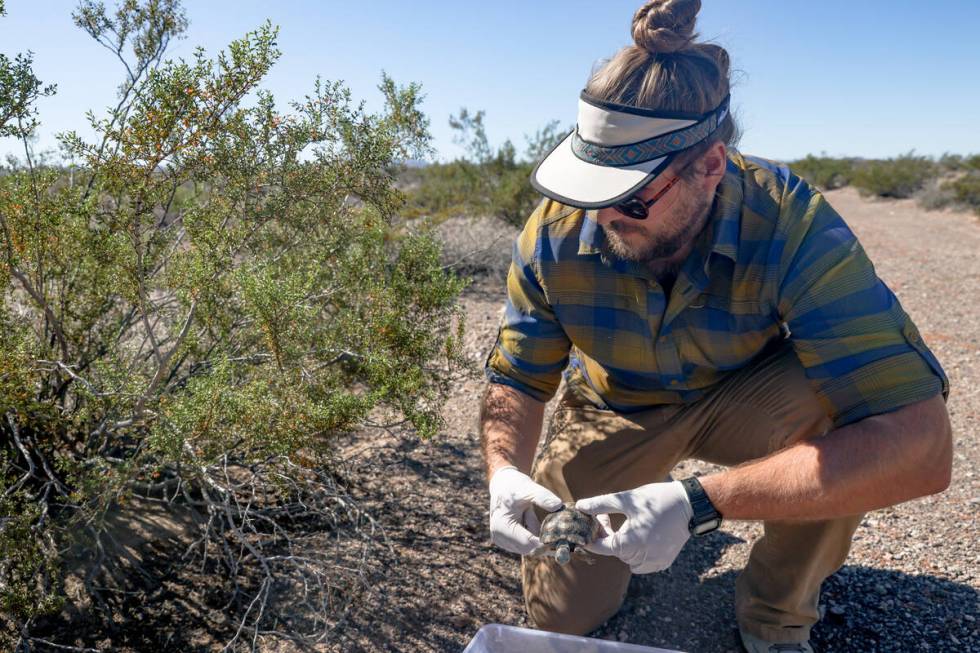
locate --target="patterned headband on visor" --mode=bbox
[571,93,730,167]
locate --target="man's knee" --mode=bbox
[522,555,629,635]
[525,584,625,636]
[526,598,622,636]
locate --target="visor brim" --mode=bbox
[530,131,674,209]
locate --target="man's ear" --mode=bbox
[701,142,727,178]
[696,142,727,194]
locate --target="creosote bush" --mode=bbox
[402,109,566,227]
[850,151,936,199]
[787,150,980,216]
[0,1,468,649]
[916,177,959,211]
[943,172,980,215]
[789,154,856,190]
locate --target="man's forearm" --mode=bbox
[699,394,953,522]
[479,383,546,479]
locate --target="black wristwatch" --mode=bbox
[680,476,722,536]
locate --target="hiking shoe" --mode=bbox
[739,628,814,653]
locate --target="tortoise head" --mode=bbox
[539,502,599,565]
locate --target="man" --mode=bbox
[478,10,952,649]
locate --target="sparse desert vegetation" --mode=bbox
[789,151,980,215]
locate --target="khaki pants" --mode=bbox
[522,339,864,644]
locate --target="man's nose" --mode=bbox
[594,207,617,226]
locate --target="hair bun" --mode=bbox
[632,0,701,54]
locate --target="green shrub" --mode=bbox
[938,152,965,172]
[851,151,936,199]
[490,163,542,225]
[789,154,856,189]
[402,158,486,220]
[1,1,467,648]
[943,171,980,215]
[403,112,566,227]
[916,177,959,211]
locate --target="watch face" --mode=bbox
[693,517,721,536]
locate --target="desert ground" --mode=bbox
[29,187,979,652]
[330,187,979,653]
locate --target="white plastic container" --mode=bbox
[462,624,685,653]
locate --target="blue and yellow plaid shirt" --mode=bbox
[484,152,949,427]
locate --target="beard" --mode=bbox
[601,188,713,266]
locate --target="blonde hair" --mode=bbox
[585,0,739,175]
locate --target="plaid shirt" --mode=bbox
[484,152,949,428]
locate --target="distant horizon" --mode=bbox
[2,0,978,164]
[4,150,976,172]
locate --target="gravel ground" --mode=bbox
[26,191,977,651]
[334,189,979,652]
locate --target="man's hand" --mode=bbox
[489,466,563,555]
[576,480,693,574]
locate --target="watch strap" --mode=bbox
[680,476,722,536]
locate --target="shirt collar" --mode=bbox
[577,156,743,271]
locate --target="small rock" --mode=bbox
[618,630,629,642]
[830,604,846,616]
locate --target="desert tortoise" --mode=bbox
[539,502,601,565]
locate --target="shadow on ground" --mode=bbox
[336,431,980,652]
[329,434,529,652]
[332,426,980,653]
[21,395,979,652]
[588,532,979,652]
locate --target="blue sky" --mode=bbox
[2,0,979,163]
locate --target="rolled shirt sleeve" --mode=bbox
[484,211,572,403]
[775,177,950,428]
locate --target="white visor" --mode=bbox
[531,131,673,208]
[530,92,729,208]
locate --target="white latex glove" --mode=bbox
[575,480,694,574]
[488,466,564,555]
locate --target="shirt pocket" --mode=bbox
[552,289,646,337]
[676,293,780,370]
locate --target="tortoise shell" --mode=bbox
[539,502,600,564]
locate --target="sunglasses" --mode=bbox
[612,175,682,220]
